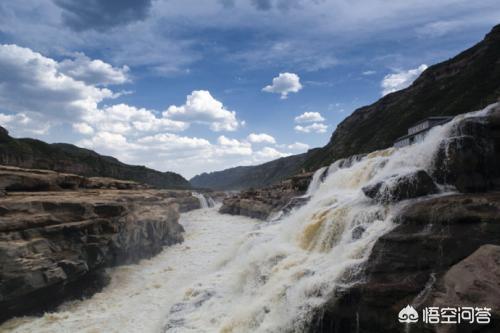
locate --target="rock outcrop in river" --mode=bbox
[219,172,313,220]
[0,166,200,322]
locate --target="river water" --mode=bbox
[1,208,257,333]
[1,105,494,332]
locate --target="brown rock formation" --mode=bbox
[0,166,201,322]
[219,172,313,220]
[0,165,150,192]
[429,244,500,332]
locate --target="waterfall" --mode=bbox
[192,192,212,209]
[4,105,495,333]
[207,196,216,207]
[305,166,328,196]
[162,107,494,332]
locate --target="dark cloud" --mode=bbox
[53,0,152,32]
[251,0,273,11]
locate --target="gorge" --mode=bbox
[2,101,499,332]
[1,20,500,333]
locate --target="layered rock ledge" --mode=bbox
[219,172,313,220]
[0,167,201,322]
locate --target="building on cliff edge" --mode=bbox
[394,116,453,148]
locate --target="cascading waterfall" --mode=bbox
[2,105,495,333]
[305,166,328,196]
[207,196,216,207]
[162,113,478,333]
[192,192,213,209]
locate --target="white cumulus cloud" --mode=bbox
[72,122,95,135]
[294,123,328,134]
[287,142,310,150]
[59,52,130,86]
[294,111,325,123]
[255,146,290,159]
[0,44,115,123]
[137,133,211,151]
[216,135,253,155]
[82,104,188,135]
[247,133,276,144]
[262,72,303,99]
[381,64,428,96]
[164,90,241,131]
[0,112,51,135]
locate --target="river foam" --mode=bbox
[1,208,257,333]
[3,104,495,333]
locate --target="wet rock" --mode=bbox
[219,172,313,220]
[351,226,365,240]
[310,193,500,333]
[282,196,311,215]
[362,170,438,202]
[431,106,500,192]
[219,198,273,220]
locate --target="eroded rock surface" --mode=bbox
[219,172,313,220]
[310,193,500,333]
[0,165,150,192]
[431,105,500,192]
[428,244,500,332]
[362,170,438,203]
[0,166,201,322]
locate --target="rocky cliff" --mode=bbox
[0,127,191,189]
[302,24,500,171]
[308,105,500,332]
[0,166,201,322]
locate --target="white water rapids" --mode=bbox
[1,105,495,333]
[1,208,257,333]
[192,193,215,209]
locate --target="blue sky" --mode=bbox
[0,0,499,178]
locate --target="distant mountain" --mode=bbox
[302,24,500,171]
[0,127,190,189]
[190,151,317,190]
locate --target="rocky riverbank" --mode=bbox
[0,166,201,322]
[219,172,313,220]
